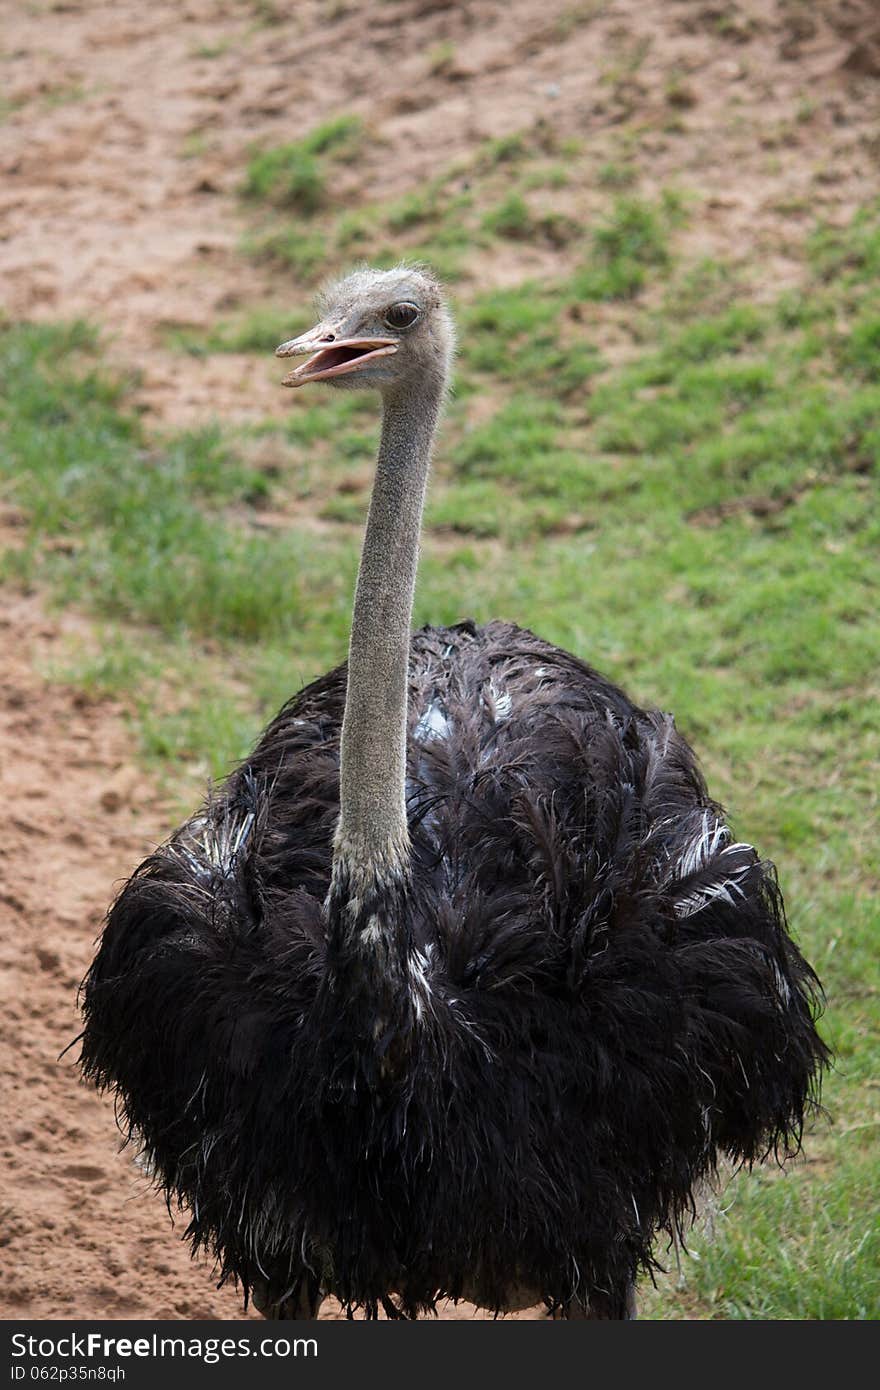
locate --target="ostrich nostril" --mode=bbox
[323,333,335,343]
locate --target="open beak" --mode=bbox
[275,326,398,387]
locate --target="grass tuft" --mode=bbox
[241,115,364,212]
[575,195,680,300]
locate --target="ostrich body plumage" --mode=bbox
[80,266,827,1320]
[81,619,826,1319]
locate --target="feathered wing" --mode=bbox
[80,620,828,1317]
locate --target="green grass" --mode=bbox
[809,197,880,283]
[575,193,681,300]
[482,193,536,240]
[236,121,650,287]
[2,186,879,1317]
[241,115,364,213]
[243,144,325,213]
[597,160,638,190]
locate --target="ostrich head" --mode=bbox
[276,264,454,394]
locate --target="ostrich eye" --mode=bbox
[384,302,420,330]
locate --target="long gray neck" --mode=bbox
[331,373,445,903]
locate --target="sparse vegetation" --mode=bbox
[243,143,325,213]
[180,130,210,160]
[575,194,682,300]
[244,225,327,277]
[42,81,87,109]
[192,37,235,59]
[482,193,535,240]
[597,160,638,189]
[241,115,364,213]
[553,2,606,40]
[480,133,529,167]
[809,197,880,283]
[426,40,456,75]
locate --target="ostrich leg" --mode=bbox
[552,1284,638,1319]
[251,1275,324,1320]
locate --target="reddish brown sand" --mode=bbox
[1,0,877,1321]
[0,597,243,1320]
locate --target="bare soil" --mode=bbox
[1,0,878,1320]
[0,596,244,1319]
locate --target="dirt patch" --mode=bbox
[0,592,246,1318]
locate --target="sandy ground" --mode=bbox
[0,596,246,1319]
[1,0,878,1320]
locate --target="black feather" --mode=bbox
[80,620,829,1318]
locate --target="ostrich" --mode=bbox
[81,264,828,1321]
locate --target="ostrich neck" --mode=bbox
[331,374,445,906]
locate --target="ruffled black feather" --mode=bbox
[80,621,829,1318]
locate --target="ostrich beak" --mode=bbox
[276,325,398,387]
